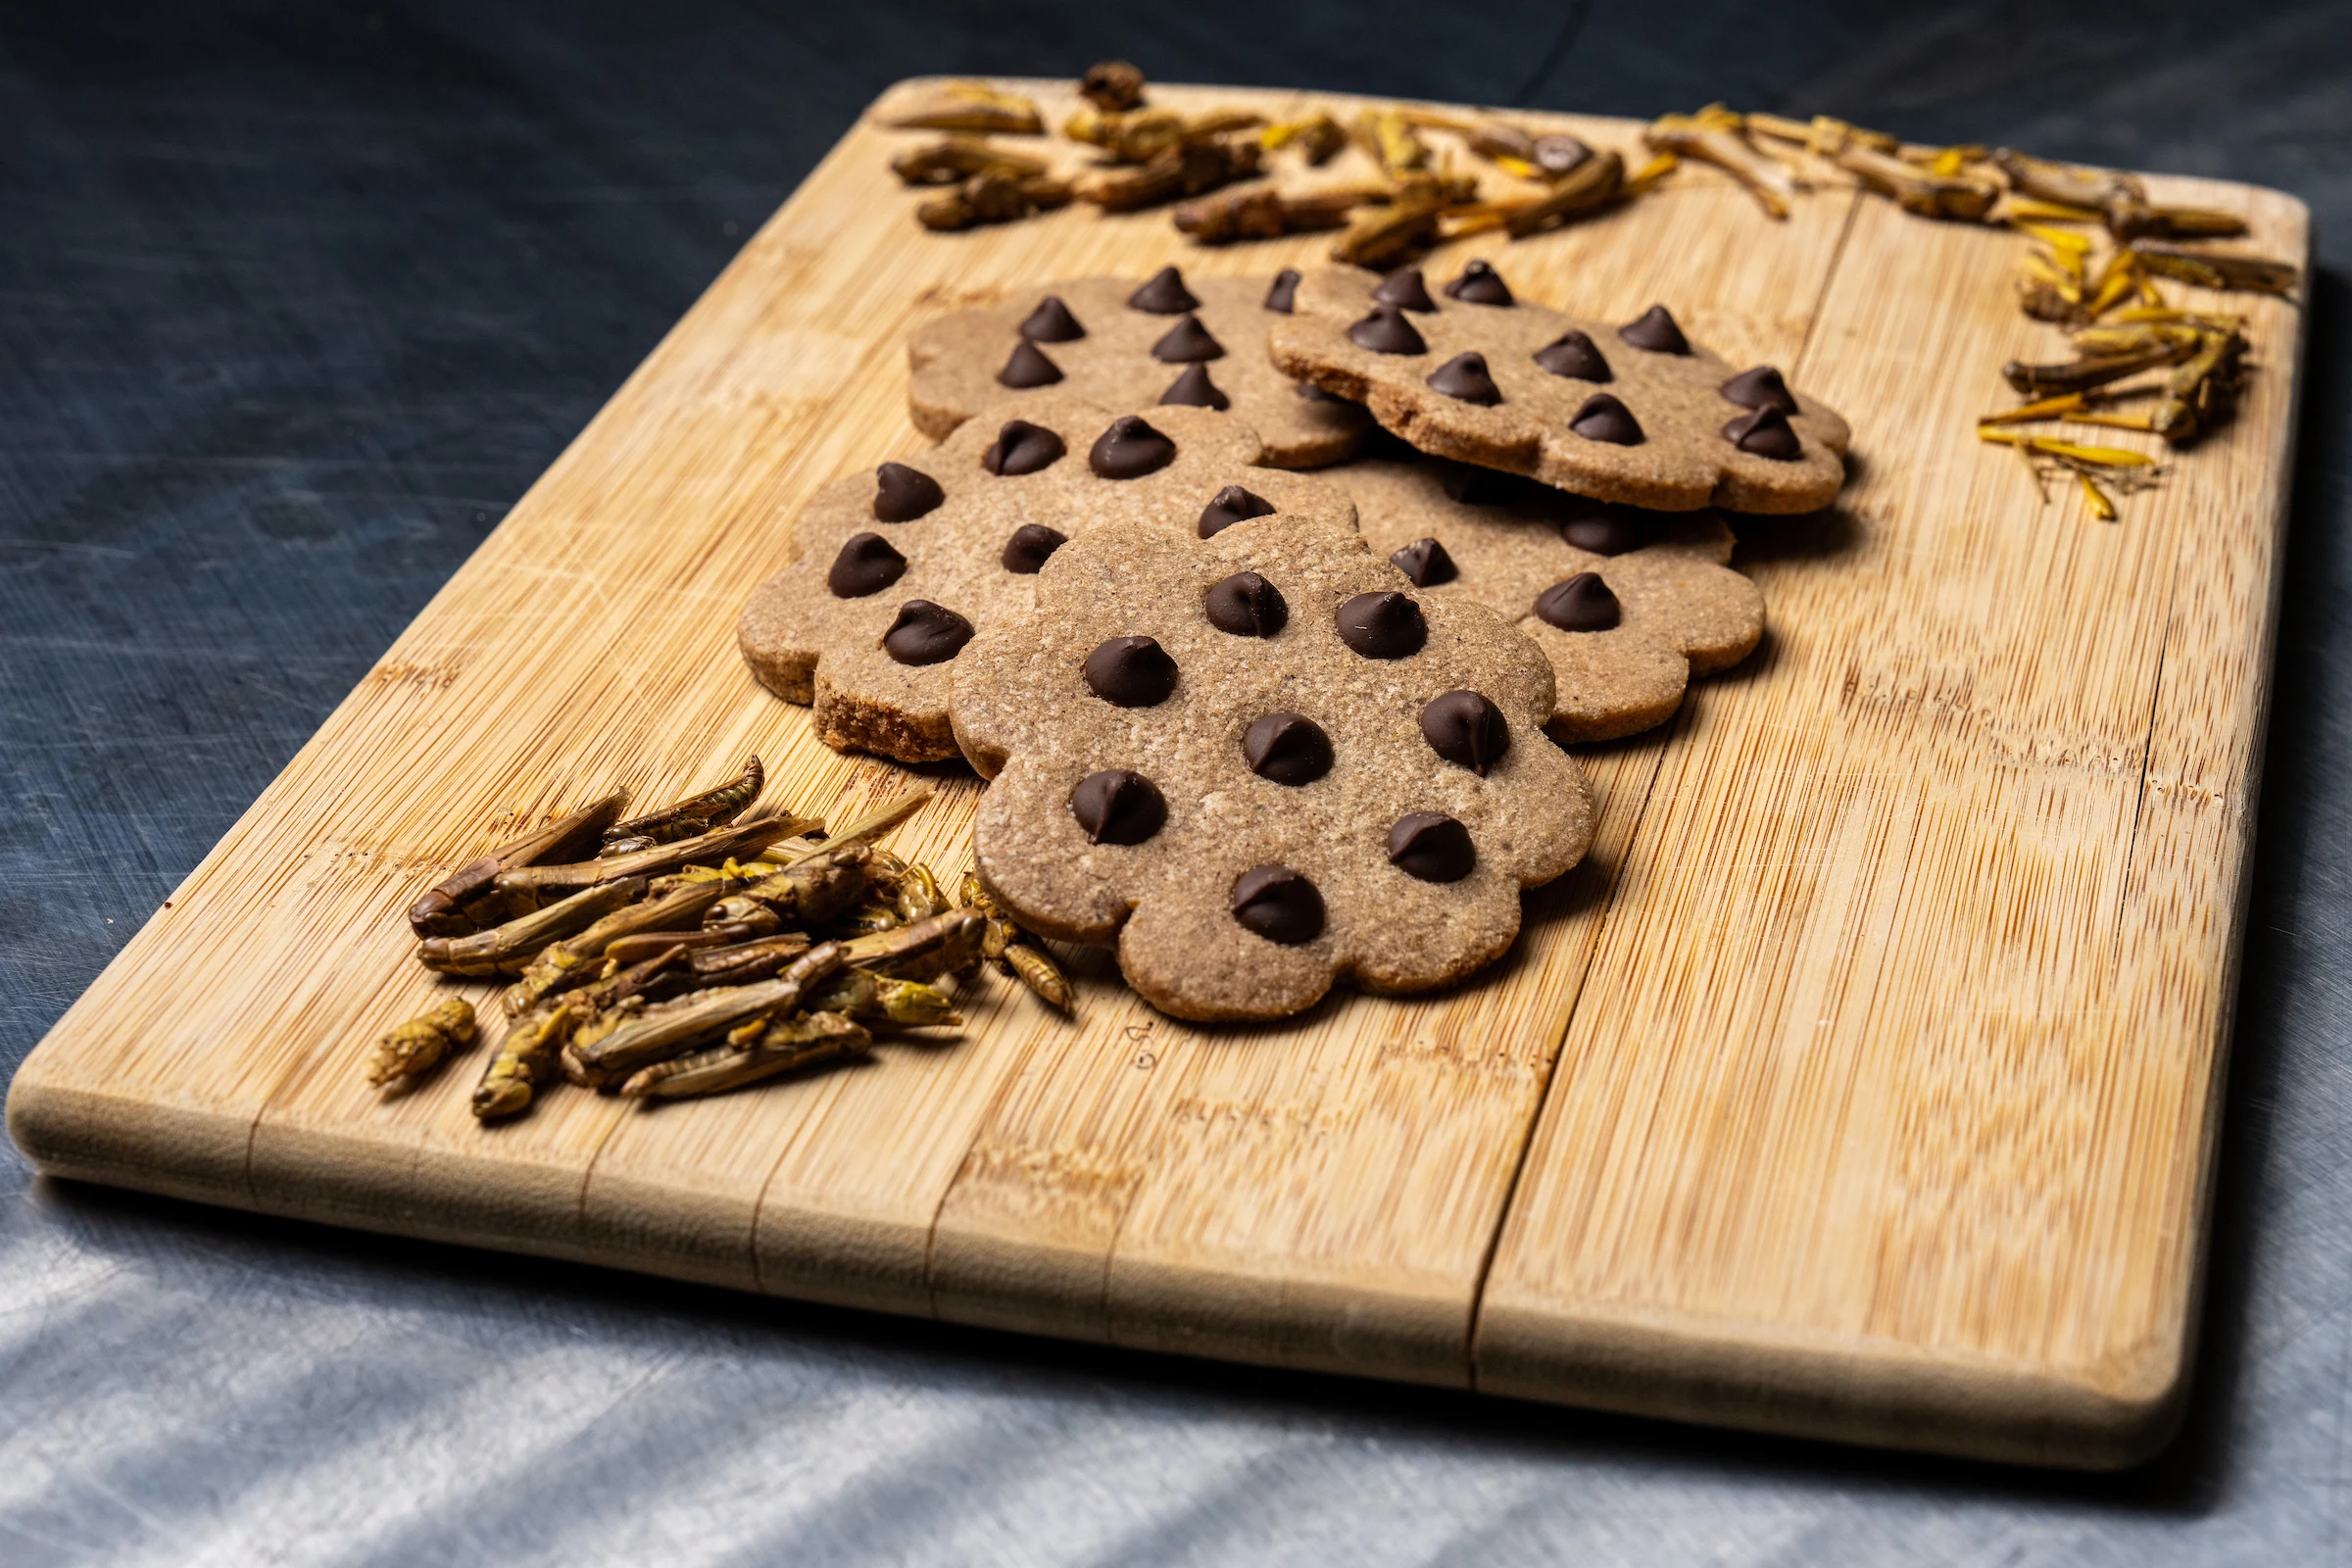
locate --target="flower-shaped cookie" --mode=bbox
[952,512,1597,1021]
[1334,455,1764,741]
[1267,263,1851,514]
[738,394,1354,762]
[908,269,1372,469]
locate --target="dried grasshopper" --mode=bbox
[494,813,815,900]
[1327,171,1479,269]
[1835,142,1997,221]
[805,968,962,1028]
[1067,105,1262,165]
[509,878,733,1009]
[894,861,948,923]
[690,933,816,985]
[474,994,590,1120]
[890,136,1050,187]
[2150,326,2249,446]
[956,871,1074,1013]
[736,843,872,927]
[2130,243,2298,298]
[2002,337,2201,398]
[1077,139,1262,213]
[1990,149,2245,244]
[600,758,764,856]
[1494,149,1624,239]
[838,908,986,982]
[416,876,647,977]
[1646,107,1796,220]
[1259,112,1347,166]
[407,790,628,938]
[1079,59,1148,114]
[917,171,1075,231]
[1354,108,1429,177]
[887,81,1043,136]
[565,944,852,1088]
[620,1011,873,1101]
[1173,183,1378,244]
[367,997,476,1088]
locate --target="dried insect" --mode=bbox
[917,171,1076,231]
[367,997,477,1088]
[495,813,814,900]
[1834,143,1997,221]
[1172,183,1377,244]
[473,994,589,1120]
[805,968,962,1028]
[839,908,986,982]
[510,878,733,1008]
[1079,59,1148,114]
[1496,150,1623,239]
[600,758,763,855]
[1077,138,1262,213]
[890,135,1049,187]
[956,871,1074,1013]
[1646,107,1797,220]
[416,877,648,977]
[737,843,872,927]
[1353,108,1428,177]
[407,790,628,938]
[2129,243,2299,298]
[690,933,816,985]
[1259,112,1347,166]
[893,861,948,924]
[887,81,1044,136]
[565,944,852,1088]
[620,1011,873,1101]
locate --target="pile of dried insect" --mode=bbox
[368,759,1073,1120]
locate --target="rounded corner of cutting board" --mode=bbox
[6,1056,254,1207]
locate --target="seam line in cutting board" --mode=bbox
[1464,177,1867,1380]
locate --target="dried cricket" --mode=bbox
[916,170,1076,232]
[887,81,1044,136]
[890,136,1049,187]
[1079,59,1148,114]
[1835,142,1998,221]
[416,876,648,977]
[598,757,763,857]
[565,944,852,1089]
[1076,138,1262,213]
[474,993,590,1120]
[509,877,733,1009]
[1646,106,1797,220]
[1328,171,1479,269]
[620,1011,874,1101]
[494,812,815,899]
[957,871,1074,1014]
[367,997,477,1089]
[407,790,628,938]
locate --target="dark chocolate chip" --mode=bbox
[1230,864,1324,945]
[997,340,1064,388]
[1150,314,1225,363]
[880,600,973,665]
[1128,266,1199,314]
[1388,811,1476,883]
[1437,461,1521,506]
[1088,415,1178,479]
[1372,268,1438,312]
[1419,689,1510,774]
[1426,351,1502,406]
[980,419,1066,475]
[1561,505,1650,556]
[1159,363,1231,410]
[872,462,945,522]
[1724,405,1803,459]
[1532,135,1592,178]
[1619,304,1690,354]
[1720,364,1798,415]
[1569,393,1643,445]
[1019,295,1086,342]
[1535,571,1621,631]
[1242,711,1333,785]
[1348,305,1427,355]
[1335,591,1426,659]
[827,532,907,598]
[1263,269,1300,313]
[1198,484,1276,538]
[1443,260,1514,307]
[1000,522,1066,574]
[1082,634,1178,707]
[1390,536,1456,586]
[1205,570,1286,636]
[1533,329,1611,382]
[1069,769,1165,846]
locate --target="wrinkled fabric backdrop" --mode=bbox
[4,3,2348,1563]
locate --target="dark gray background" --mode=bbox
[4,3,2346,1562]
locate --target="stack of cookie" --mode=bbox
[737,262,1850,1020]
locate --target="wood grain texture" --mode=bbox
[3,79,2307,1467]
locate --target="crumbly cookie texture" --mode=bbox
[952,512,1596,1022]
[1267,263,1851,513]
[1333,455,1764,741]
[738,394,1355,763]
[908,270,1372,469]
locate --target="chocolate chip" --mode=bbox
[1390,536,1456,586]
[1418,689,1510,774]
[1151,314,1224,363]
[1532,135,1592,178]
[1263,269,1300,313]
[1533,329,1611,382]
[1443,260,1514,306]
[827,532,907,598]
[1000,522,1066,574]
[872,462,945,522]
[1724,405,1803,459]
[1205,570,1286,636]
[1388,811,1476,883]
[1335,591,1426,659]
[1437,461,1520,505]
[1348,305,1426,355]
[1569,393,1643,445]
[1019,295,1086,342]
[1069,769,1165,845]
[1535,571,1621,631]
[1198,484,1276,538]
[1230,864,1324,945]
[1159,363,1231,410]
[1088,415,1178,479]
[1128,265,1199,314]
[1561,504,1650,556]
[1426,351,1502,406]
[1619,304,1690,354]
[1242,711,1332,785]
[1720,364,1798,415]
[1082,635,1177,706]
[880,600,973,665]
[1372,268,1438,312]
[997,340,1063,388]
[980,419,1066,475]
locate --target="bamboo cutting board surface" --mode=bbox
[6,80,2310,1468]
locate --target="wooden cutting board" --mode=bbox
[7,79,2309,1469]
